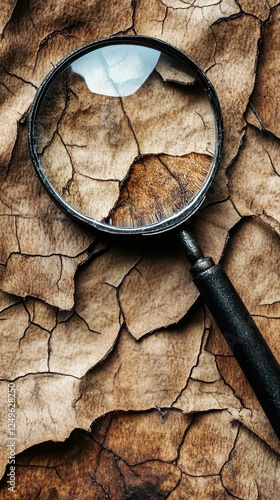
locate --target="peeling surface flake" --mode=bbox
[178,410,239,475]
[119,243,198,339]
[221,427,280,498]
[237,0,270,20]
[250,6,280,138]
[222,218,280,315]
[229,125,280,232]
[76,310,205,428]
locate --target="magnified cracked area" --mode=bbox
[0,0,279,497]
[34,54,216,227]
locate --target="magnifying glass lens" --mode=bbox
[32,41,218,232]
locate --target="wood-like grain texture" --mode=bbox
[0,0,279,498]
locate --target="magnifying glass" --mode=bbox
[29,35,280,439]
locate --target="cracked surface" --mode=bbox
[34,54,216,228]
[1,409,279,499]
[0,0,279,497]
[249,6,280,138]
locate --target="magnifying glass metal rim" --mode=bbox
[29,35,223,236]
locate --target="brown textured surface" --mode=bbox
[0,1,279,498]
[1,411,280,499]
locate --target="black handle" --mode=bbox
[179,228,280,440]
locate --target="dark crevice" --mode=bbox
[47,329,52,372]
[26,0,40,37]
[131,0,137,34]
[157,155,191,205]
[5,371,81,383]
[54,466,63,481]
[18,323,31,348]
[211,11,244,27]
[46,312,60,372]
[264,148,280,177]
[37,70,71,160]
[92,433,179,470]
[227,197,242,218]
[252,312,280,320]
[0,0,28,39]
[73,311,102,335]
[189,376,218,385]
[235,0,270,22]
[214,355,251,414]
[55,255,64,291]
[200,194,230,212]
[225,126,247,178]
[0,63,37,90]
[171,307,208,408]
[182,470,226,480]
[0,297,22,315]
[0,79,14,95]
[74,240,110,272]
[160,5,169,35]
[119,97,140,156]
[58,133,76,196]
[114,255,144,332]
[0,248,93,265]
[165,469,183,498]
[88,473,111,498]
[219,424,243,498]
[114,455,130,496]
[14,216,21,254]
[33,26,77,71]
[174,414,194,466]
[76,172,121,183]
[246,102,264,129]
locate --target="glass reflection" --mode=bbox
[71,44,160,97]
